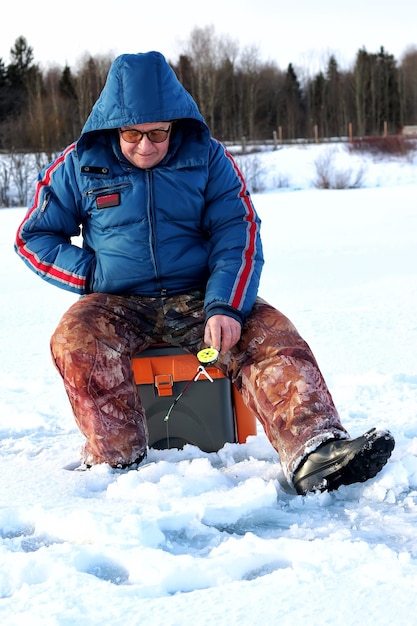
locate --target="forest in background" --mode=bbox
[1,25,417,159]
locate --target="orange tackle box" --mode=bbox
[131,344,257,452]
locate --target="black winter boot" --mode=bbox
[293,428,395,495]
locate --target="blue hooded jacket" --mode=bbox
[15,51,264,323]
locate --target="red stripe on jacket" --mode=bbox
[224,151,258,310]
[16,144,85,289]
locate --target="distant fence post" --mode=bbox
[241,136,247,155]
[383,121,388,137]
[278,126,283,144]
[273,130,278,150]
[348,122,353,142]
[314,124,319,143]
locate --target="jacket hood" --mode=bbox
[82,51,206,135]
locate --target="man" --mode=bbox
[15,51,394,494]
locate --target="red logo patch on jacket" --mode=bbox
[96,193,120,209]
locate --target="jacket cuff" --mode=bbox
[204,302,244,326]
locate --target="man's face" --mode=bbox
[119,122,171,169]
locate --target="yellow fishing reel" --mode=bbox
[197,346,219,366]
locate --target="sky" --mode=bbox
[1,144,417,623]
[2,0,417,73]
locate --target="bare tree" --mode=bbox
[238,45,262,140]
[399,46,417,126]
[0,157,11,206]
[183,25,222,133]
[8,151,36,205]
[75,54,113,128]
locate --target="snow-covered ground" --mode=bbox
[1,143,417,625]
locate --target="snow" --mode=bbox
[1,143,417,625]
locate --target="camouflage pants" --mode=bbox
[50,291,348,479]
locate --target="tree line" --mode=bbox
[1,27,417,158]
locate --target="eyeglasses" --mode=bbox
[119,126,171,144]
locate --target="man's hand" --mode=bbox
[204,314,242,354]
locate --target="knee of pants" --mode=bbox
[50,309,95,362]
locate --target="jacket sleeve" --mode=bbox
[14,144,95,294]
[203,140,264,323]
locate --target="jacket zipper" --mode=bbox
[147,171,163,294]
[27,194,49,232]
[85,181,131,197]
